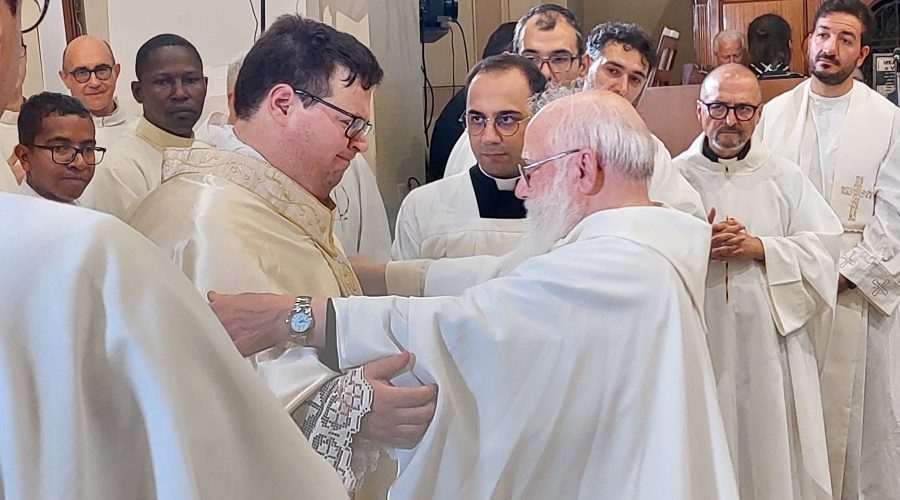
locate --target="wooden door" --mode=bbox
[694,0,826,74]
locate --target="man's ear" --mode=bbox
[113,63,121,78]
[131,80,143,104]
[58,70,67,85]
[268,83,296,125]
[15,144,31,172]
[576,150,602,195]
[579,54,591,77]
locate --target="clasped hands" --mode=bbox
[207,291,436,449]
[707,208,764,262]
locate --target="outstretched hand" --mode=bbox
[207,291,295,356]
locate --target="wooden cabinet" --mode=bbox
[693,0,825,73]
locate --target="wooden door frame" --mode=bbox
[61,0,86,43]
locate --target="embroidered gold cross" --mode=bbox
[872,279,890,297]
[840,176,874,222]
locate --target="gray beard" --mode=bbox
[496,171,583,276]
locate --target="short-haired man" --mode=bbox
[757,0,900,496]
[80,34,206,218]
[393,55,546,261]
[712,30,746,66]
[585,21,705,218]
[15,92,104,205]
[59,35,136,146]
[196,52,393,261]
[212,90,741,500]
[443,3,587,178]
[677,64,842,500]
[128,16,436,494]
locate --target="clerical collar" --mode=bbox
[701,137,750,163]
[92,98,131,128]
[469,165,526,219]
[134,117,195,152]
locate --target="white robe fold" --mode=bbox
[90,98,138,148]
[0,193,347,499]
[333,206,739,500]
[676,135,842,500]
[392,167,526,260]
[80,117,194,218]
[758,79,900,499]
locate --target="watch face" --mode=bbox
[290,313,313,333]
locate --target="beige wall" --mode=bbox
[584,0,694,83]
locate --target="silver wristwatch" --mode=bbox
[286,296,315,345]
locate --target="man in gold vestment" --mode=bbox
[128,15,436,494]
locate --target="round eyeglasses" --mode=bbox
[460,113,531,137]
[66,65,114,84]
[698,101,760,121]
[27,144,107,166]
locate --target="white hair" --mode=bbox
[528,80,583,115]
[712,30,745,54]
[226,51,248,94]
[531,88,655,183]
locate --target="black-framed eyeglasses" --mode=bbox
[66,65,114,84]
[698,100,760,121]
[294,89,372,139]
[23,0,51,34]
[522,53,580,74]
[459,112,531,137]
[27,144,106,165]
[517,149,580,188]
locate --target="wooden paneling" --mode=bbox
[694,2,712,66]
[722,0,806,74]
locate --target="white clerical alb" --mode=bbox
[758,79,900,498]
[806,91,851,196]
[90,98,138,148]
[676,135,843,500]
[332,206,739,500]
[392,165,526,260]
[0,193,347,499]
[80,117,194,218]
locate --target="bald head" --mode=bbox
[60,35,121,117]
[701,63,761,102]
[697,64,762,157]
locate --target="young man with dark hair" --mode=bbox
[443,4,586,179]
[747,14,803,79]
[128,15,436,494]
[758,1,900,496]
[15,92,102,204]
[394,55,546,261]
[584,21,705,219]
[80,33,206,218]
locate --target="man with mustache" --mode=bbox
[80,34,206,218]
[678,64,842,500]
[757,0,900,497]
[59,35,137,148]
[392,55,544,261]
[14,92,103,205]
[210,90,740,500]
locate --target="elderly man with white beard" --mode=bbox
[208,90,739,500]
